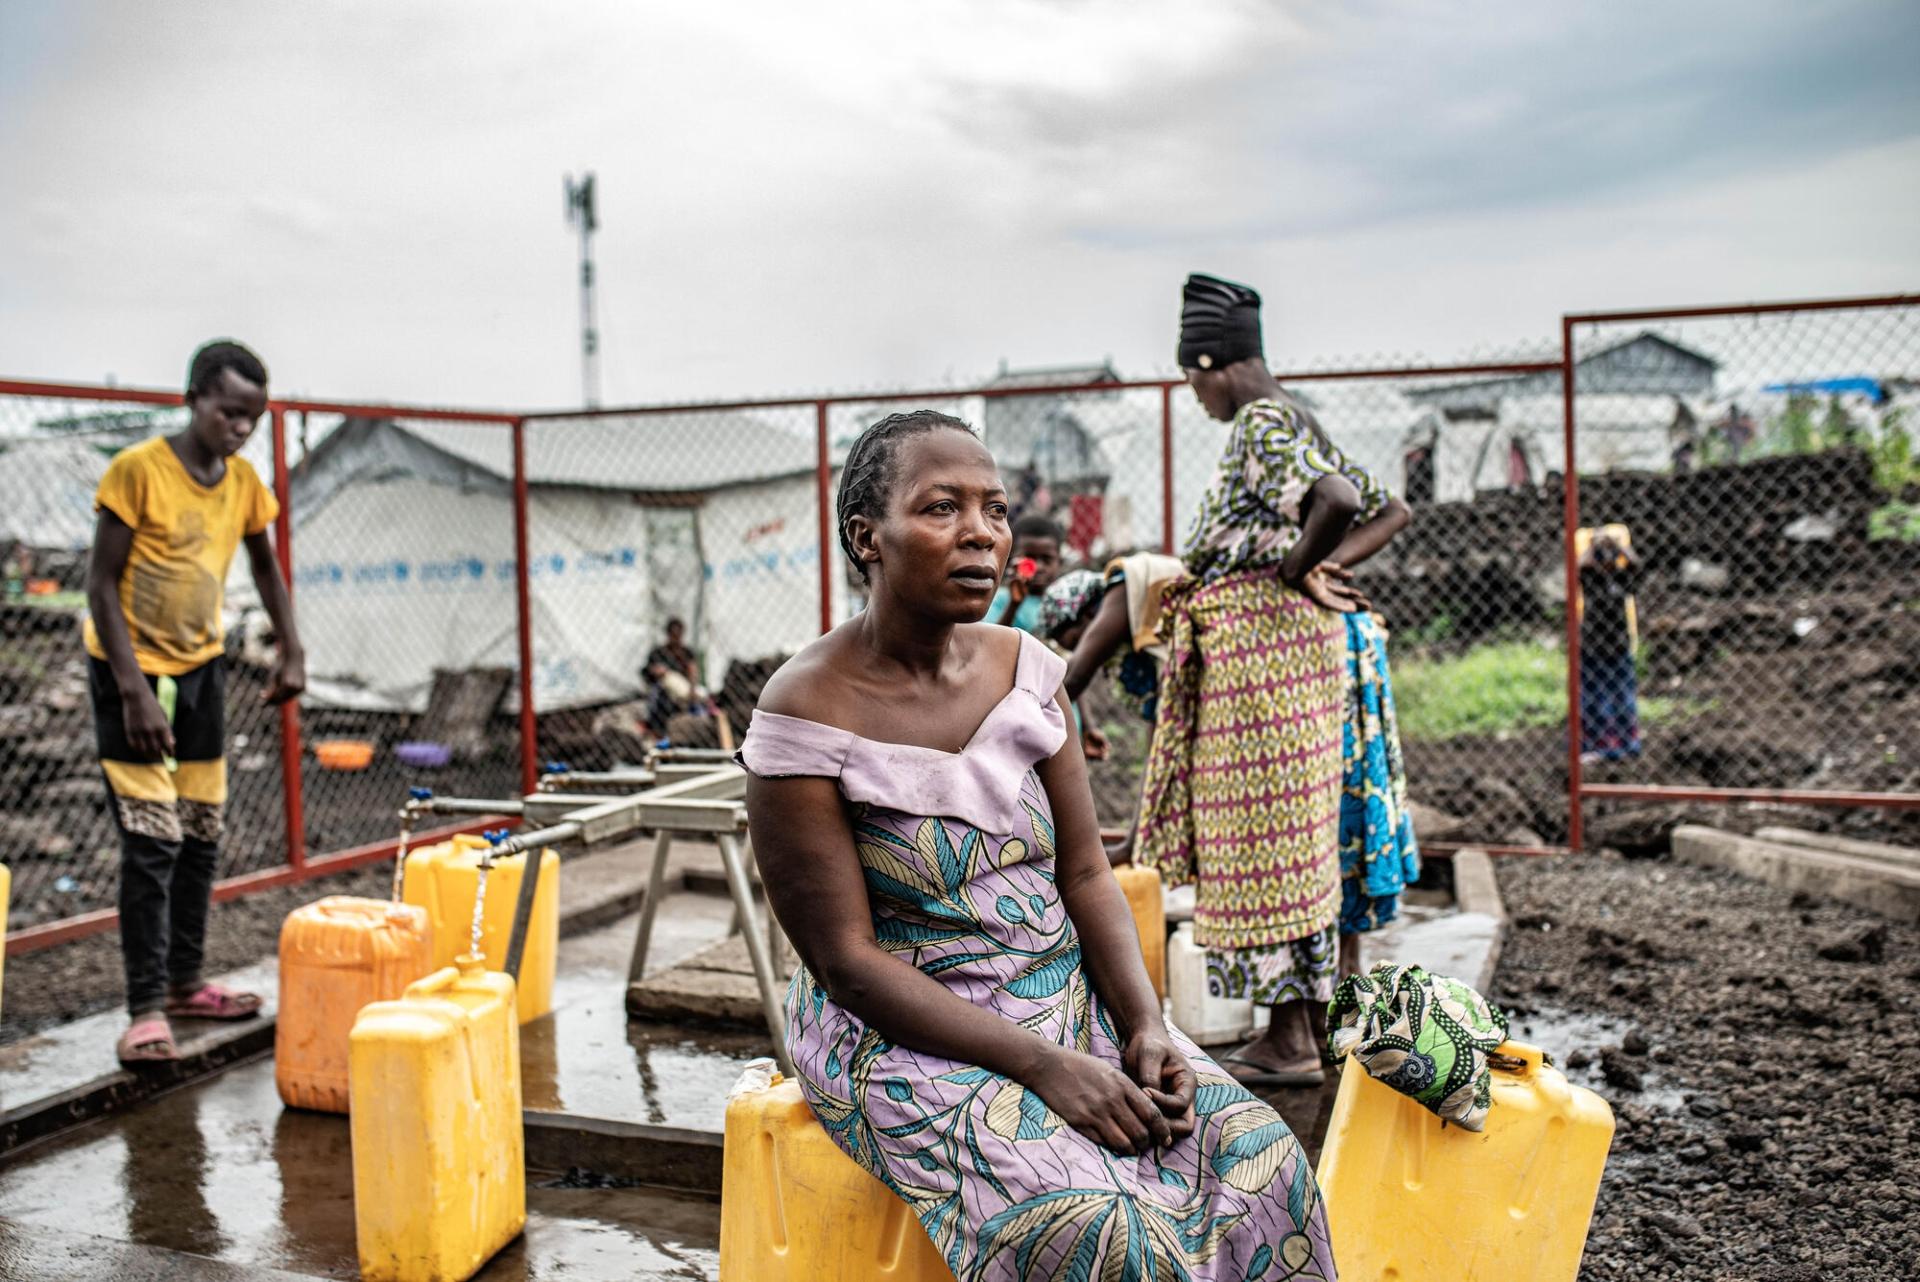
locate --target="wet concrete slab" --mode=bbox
[0,886,748,1274]
[0,847,1511,1276]
[0,1215,324,1282]
[1357,877,1504,994]
[626,933,797,1030]
[0,1059,720,1280]
[519,891,771,1191]
[0,888,748,1278]
[0,960,278,1155]
[525,891,769,1131]
[0,839,710,1159]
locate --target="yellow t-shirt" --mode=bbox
[83,436,279,676]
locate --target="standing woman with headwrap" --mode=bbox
[1139,274,1406,1088]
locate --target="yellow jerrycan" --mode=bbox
[275,896,434,1112]
[0,861,10,1023]
[349,957,525,1282]
[720,1067,957,1282]
[1111,863,1166,1003]
[1316,1039,1613,1282]
[403,832,558,1024]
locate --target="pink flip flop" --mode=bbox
[164,982,263,1020]
[116,1015,179,1064]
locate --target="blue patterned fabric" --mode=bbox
[1338,612,1420,934]
[1101,565,1163,723]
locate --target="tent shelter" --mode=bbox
[1399,331,1720,499]
[0,437,112,552]
[286,414,850,713]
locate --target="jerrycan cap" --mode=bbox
[453,953,487,978]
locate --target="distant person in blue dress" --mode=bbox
[988,512,1063,635]
[1579,528,1643,763]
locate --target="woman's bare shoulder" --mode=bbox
[755,629,859,725]
[956,621,1023,681]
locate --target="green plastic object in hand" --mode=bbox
[156,674,178,772]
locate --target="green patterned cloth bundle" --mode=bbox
[1328,961,1511,1132]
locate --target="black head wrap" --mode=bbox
[1177,273,1263,370]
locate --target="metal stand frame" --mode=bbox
[405,761,792,1074]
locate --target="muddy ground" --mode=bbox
[1413,585,1920,850]
[1495,849,1919,1281]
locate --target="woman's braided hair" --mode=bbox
[836,410,977,581]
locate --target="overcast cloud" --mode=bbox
[2,0,1916,408]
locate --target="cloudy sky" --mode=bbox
[3,0,1917,409]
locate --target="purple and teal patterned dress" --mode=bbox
[739,632,1337,1282]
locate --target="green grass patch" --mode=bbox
[1393,640,1695,741]
[1394,641,1566,740]
[0,643,52,684]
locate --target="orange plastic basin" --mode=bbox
[316,739,375,771]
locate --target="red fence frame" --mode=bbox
[7,299,1917,951]
[0,382,525,952]
[1559,293,1920,851]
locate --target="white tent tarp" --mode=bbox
[0,437,110,550]
[699,470,853,682]
[279,420,840,713]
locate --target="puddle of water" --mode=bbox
[521,994,769,1129]
[0,1060,721,1280]
[520,901,771,1129]
[1504,1000,1687,1113]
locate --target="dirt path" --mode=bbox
[1495,849,1919,1281]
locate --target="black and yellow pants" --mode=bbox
[90,657,227,1016]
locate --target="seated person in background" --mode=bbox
[643,617,703,734]
[988,512,1063,635]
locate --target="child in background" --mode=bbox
[1043,553,1187,862]
[989,512,1063,635]
[86,340,305,1064]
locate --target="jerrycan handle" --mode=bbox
[404,965,461,1000]
[402,955,489,1002]
[1487,1040,1547,1077]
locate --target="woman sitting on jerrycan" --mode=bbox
[738,410,1337,1282]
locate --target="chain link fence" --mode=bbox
[1568,299,1920,848]
[279,409,528,856]
[0,387,288,928]
[520,402,823,766]
[6,298,1916,942]
[522,365,1586,850]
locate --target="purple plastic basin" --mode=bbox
[395,741,453,769]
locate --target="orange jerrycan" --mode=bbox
[1112,863,1166,1002]
[720,1066,956,1282]
[403,833,558,1024]
[350,957,525,1282]
[1316,1039,1614,1281]
[276,895,433,1112]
